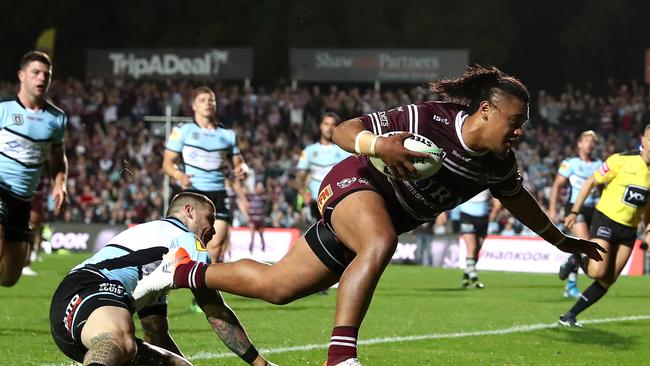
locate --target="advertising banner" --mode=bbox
[45,223,128,252]
[458,236,645,276]
[86,48,253,79]
[290,48,468,82]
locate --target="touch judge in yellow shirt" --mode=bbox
[558,124,650,327]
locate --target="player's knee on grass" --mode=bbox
[84,332,137,364]
[0,240,29,287]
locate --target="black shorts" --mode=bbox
[0,186,32,242]
[185,189,231,223]
[565,204,595,226]
[589,210,637,247]
[459,212,489,238]
[310,200,322,221]
[304,220,354,276]
[50,268,134,362]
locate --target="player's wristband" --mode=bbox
[241,345,259,363]
[569,211,580,216]
[354,130,378,155]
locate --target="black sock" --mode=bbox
[568,281,608,316]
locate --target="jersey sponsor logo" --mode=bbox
[452,150,472,162]
[358,178,370,186]
[596,226,612,239]
[98,282,126,295]
[598,162,609,176]
[191,132,200,140]
[195,237,206,252]
[378,111,389,127]
[623,185,649,207]
[336,177,357,189]
[63,293,82,333]
[12,114,23,125]
[432,114,449,125]
[317,184,333,212]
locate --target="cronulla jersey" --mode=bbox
[166,122,239,192]
[459,189,491,217]
[558,156,601,207]
[0,96,66,199]
[358,102,522,227]
[298,143,351,200]
[71,217,209,304]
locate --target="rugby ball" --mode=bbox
[369,132,443,181]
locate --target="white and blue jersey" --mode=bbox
[166,122,239,192]
[297,143,351,200]
[558,156,601,207]
[72,217,209,307]
[0,96,66,199]
[459,189,491,217]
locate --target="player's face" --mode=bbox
[578,135,596,155]
[485,96,528,157]
[18,61,51,98]
[320,116,337,141]
[192,92,217,119]
[193,203,216,245]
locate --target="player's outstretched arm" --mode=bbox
[192,288,276,366]
[499,187,605,261]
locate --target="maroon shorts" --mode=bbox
[317,156,421,235]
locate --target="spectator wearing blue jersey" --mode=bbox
[548,130,602,298]
[0,51,68,287]
[296,112,351,221]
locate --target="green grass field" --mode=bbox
[1,252,649,365]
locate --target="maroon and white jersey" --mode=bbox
[358,101,522,223]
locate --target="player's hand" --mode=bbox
[374,132,431,180]
[563,212,577,229]
[178,173,193,189]
[556,235,606,262]
[52,185,68,215]
[234,163,249,181]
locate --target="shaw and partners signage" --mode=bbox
[86,48,253,79]
[290,48,469,82]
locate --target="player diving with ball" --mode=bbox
[135,65,606,366]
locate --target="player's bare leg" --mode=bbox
[209,219,229,263]
[560,238,631,327]
[81,306,138,365]
[0,225,30,287]
[326,190,398,364]
[202,236,339,303]
[81,306,190,366]
[562,220,590,297]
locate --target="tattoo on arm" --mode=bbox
[205,303,253,357]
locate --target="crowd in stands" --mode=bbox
[1,78,648,234]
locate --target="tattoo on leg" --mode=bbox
[84,333,123,366]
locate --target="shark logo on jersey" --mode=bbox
[12,114,23,125]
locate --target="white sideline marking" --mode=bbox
[188,315,650,360]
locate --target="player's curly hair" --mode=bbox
[429,65,529,114]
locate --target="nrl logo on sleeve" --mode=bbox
[317,184,333,212]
